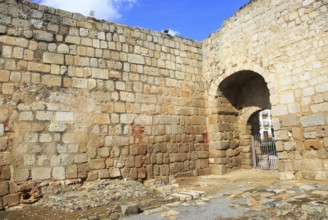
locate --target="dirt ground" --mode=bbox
[1,169,327,220]
[175,169,281,194]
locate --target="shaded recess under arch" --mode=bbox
[209,70,274,174]
[218,70,271,110]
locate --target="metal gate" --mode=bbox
[251,133,278,170]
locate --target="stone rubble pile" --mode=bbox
[31,178,208,220]
[37,179,154,212]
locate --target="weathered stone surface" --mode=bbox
[66,164,77,179]
[281,114,299,126]
[210,165,225,175]
[0,181,9,196]
[52,167,65,180]
[86,170,99,181]
[55,112,74,121]
[300,113,326,127]
[13,169,29,181]
[32,167,51,180]
[89,159,105,170]
[98,169,110,179]
[3,193,20,207]
[315,171,328,181]
[35,30,53,42]
[304,140,323,151]
[43,52,64,64]
[294,160,323,172]
[110,167,121,178]
[120,203,139,216]
[128,54,145,64]
[0,0,326,194]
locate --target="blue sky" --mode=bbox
[32,0,250,41]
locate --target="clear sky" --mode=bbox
[32,0,250,41]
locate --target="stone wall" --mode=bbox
[0,0,208,209]
[203,0,328,179]
[1,0,328,211]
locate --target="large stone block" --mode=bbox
[300,113,325,127]
[135,115,152,125]
[0,70,10,82]
[128,54,145,64]
[0,36,28,47]
[159,115,180,125]
[120,114,136,124]
[13,169,29,182]
[66,164,77,179]
[74,154,88,163]
[28,62,51,73]
[281,114,299,126]
[49,123,67,132]
[294,159,323,171]
[303,140,323,150]
[57,44,69,53]
[55,112,74,121]
[89,159,105,170]
[315,171,328,181]
[52,167,65,180]
[42,75,62,86]
[215,141,230,150]
[35,30,53,42]
[210,164,225,175]
[0,167,11,180]
[36,111,53,121]
[3,193,20,207]
[110,167,121,178]
[274,130,289,141]
[32,167,51,180]
[87,170,99,181]
[0,181,9,196]
[302,171,315,180]
[92,68,108,79]
[99,169,110,179]
[120,203,139,216]
[317,149,328,159]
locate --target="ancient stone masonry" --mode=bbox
[0,0,328,211]
[203,0,328,179]
[0,0,208,209]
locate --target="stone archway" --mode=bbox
[207,69,272,174]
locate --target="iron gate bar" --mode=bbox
[251,134,278,170]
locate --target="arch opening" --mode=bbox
[209,70,276,174]
[218,70,271,110]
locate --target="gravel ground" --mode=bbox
[1,170,328,220]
